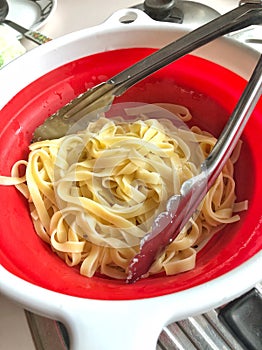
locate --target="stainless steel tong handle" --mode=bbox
[62,2,262,116]
[111,1,262,95]
[127,53,262,283]
[204,53,262,184]
[33,1,262,141]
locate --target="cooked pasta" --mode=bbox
[0,104,247,280]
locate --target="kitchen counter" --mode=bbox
[0,0,256,349]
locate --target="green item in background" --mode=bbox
[0,25,26,68]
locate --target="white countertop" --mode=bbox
[0,0,250,349]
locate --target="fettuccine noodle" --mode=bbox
[0,104,247,279]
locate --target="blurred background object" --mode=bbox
[0,24,25,68]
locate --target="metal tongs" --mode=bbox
[33,1,262,141]
[127,52,262,283]
[31,1,262,282]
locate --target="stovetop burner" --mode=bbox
[132,0,220,26]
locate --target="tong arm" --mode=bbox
[111,1,262,95]
[127,53,262,283]
[33,2,262,141]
